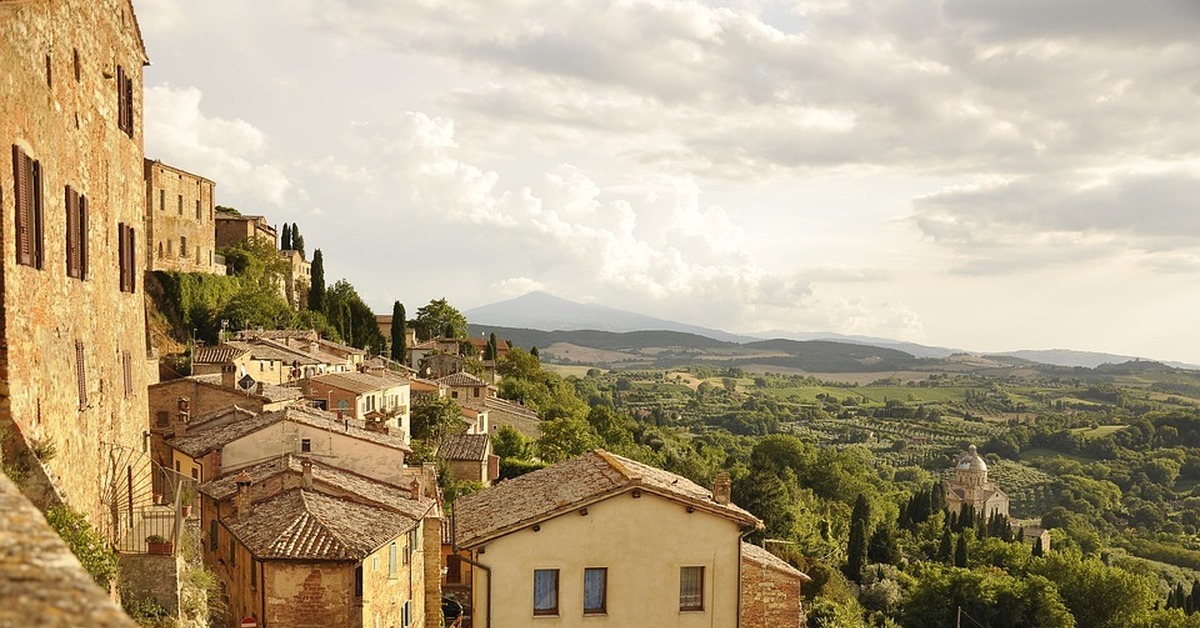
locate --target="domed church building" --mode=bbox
[945,445,1010,517]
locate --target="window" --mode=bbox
[116,65,133,137]
[388,541,397,578]
[74,340,87,408]
[180,236,187,258]
[65,187,88,280]
[122,350,133,398]
[584,568,607,614]
[159,188,164,211]
[117,222,136,293]
[402,600,411,627]
[72,48,80,82]
[474,387,480,398]
[229,537,235,566]
[300,438,311,453]
[12,145,44,269]
[156,411,169,427]
[533,569,559,616]
[354,565,363,597]
[45,54,51,87]
[209,520,218,551]
[679,566,704,611]
[195,199,201,220]
[177,194,182,215]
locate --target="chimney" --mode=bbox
[365,415,389,435]
[301,458,313,489]
[409,478,421,500]
[173,397,190,438]
[310,341,319,355]
[221,363,237,389]
[712,471,732,506]
[233,470,252,519]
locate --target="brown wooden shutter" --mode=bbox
[65,186,79,278]
[116,65,126,133]
[122,350,133,398]
[12,145,31,266]
[79,195,88,279]
[75,340,87,408]
[118,221,127,291]
[126,224,136,293]
[32,159,43,269]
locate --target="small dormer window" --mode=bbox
[301,438,311,453]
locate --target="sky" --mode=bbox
[134,0,1200,363]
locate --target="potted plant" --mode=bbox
[179,490,194,518]
[145,534,173,555]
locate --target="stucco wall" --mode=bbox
[220,422,407,485]
[469,491,744,628]
[0,0,151,531]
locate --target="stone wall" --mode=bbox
[118,553,182,616]
[739,557,806,628]
[0,0,152,535]
[266,563,358,628]
[144,160,219,274]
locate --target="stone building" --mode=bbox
[199,456,442,628]
[438,432,499,487]
[301,370,411,442]
[215,211,276,249]
[1,0,152,534]
[945,444,1010,518]
[740,543,810,628]
[143,159,221,273]
[279,248,310,308]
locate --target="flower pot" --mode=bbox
[147,541,173,555]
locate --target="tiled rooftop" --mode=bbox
[454,450,760,547]
[741,542,812,581]
[439,433,491,462]
[169,405,410,458]
[227,489,416,560]
[309,371,407,395]
[200,455,437,522]
[192,345,249,364]
[438,372,488,387]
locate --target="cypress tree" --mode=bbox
[1191,580,1200,614]
[931,481,946,512]
[281,223,292,250]
[390,301,406,363]
[1032,536,1044,557]
[308,249,326,313]
[531,346,540,360]
[845,494,871,582]
[937,527,953,563]
[292,223,305,257]
[486,332,498,361]
[954,533,969,568]
[867,522,901,566]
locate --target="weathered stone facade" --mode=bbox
[144,159,220,274]
[215,212,276,249]
[280,248,309,309]
[740,543,808,628]
[0,0,152,535]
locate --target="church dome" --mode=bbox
[956,444,988,472]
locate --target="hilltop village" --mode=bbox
[0,2,814,627]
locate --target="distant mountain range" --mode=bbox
[465,292,1197,370]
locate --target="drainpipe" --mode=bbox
[451,507,492,628]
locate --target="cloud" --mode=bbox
[493,277,547,296]
[144,84,291,206]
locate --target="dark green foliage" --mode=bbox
[901,564,1074,628]
[280,223,291,250]
[411,396,463,441]
[867,522,901,565]
[153,271,244,343]
[291,222,304,257]
[499,457,549,480]
[45,506,119,589]
[954,533,969,567]
[1033,536,1045,557]
[530,346,540,359]
[308,249,326,313]
[845,494,870,582]
[414,298,468,340]
[326,280,385,351]
[390,301,407,363]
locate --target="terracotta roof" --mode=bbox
[169,406,410,458]
[183,374,303,403]
[741,543,812,582]
[225,340,317,365]
[439,434,491,462]
[235,329,319,342]
[192,345,249,364]
[309,371,406,395]
[438,372,488,387]
[454,450,760,547]
[200,455,437,521]
[227,489,416,560]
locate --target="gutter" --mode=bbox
[451,507,492,628]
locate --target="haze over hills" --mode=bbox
[467,292,1198,370]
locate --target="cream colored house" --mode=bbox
[453,450,762,627]
[301,370,411,443]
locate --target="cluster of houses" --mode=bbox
[0,1,812,626]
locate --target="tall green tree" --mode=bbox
[411,396,462,441]
[414,298,468,340]
[845,493,871,583]
[281,223,292,250]
[390,301,407,363]
[291,222,305,257]
[954,533,969,568]
[326,280,385,351]
[485,332,498,361]
[308,249,326,313]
